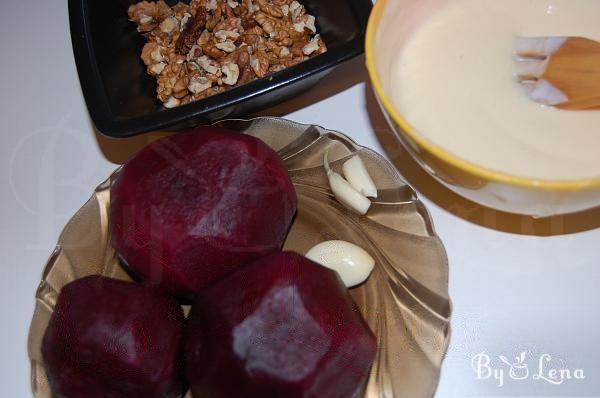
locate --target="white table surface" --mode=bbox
[2,1,599,397]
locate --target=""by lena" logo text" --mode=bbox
[471,351,585,387]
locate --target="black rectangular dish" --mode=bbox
[68,0,372,137]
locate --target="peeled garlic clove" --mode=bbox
[324,152,371,215]
[328,172,372,215]
[342,155,378,198]
[306,240,375,287]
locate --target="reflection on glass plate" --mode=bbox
[28,117,451,398]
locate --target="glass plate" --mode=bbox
[27,117,451,398]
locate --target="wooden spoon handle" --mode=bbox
[556,96,600,110]
[545,37,600,107]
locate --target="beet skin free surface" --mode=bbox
[185,252,377,398]
[110,127,297,299]
[41,275,186,398]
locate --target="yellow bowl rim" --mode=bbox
[365,0,600,191]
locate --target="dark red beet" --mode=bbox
[110,127,297,299]
[185,252,376,398]
[42,275,185,398]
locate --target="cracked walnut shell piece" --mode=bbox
[128,0,327,108]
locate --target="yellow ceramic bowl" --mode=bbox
[365,0,600,217]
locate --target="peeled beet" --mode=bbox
[185,251,377,398]
[42,275,185,398]
[109,127,297,298]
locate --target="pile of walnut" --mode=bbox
[128,0,327,108]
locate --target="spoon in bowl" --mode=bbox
[513,36,600,110]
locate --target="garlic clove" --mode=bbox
[306,240,375,287]
[328,172,372,215]
[342,155,378,198]
[324,151,371,215]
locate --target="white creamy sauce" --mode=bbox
[391,0,600,180]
